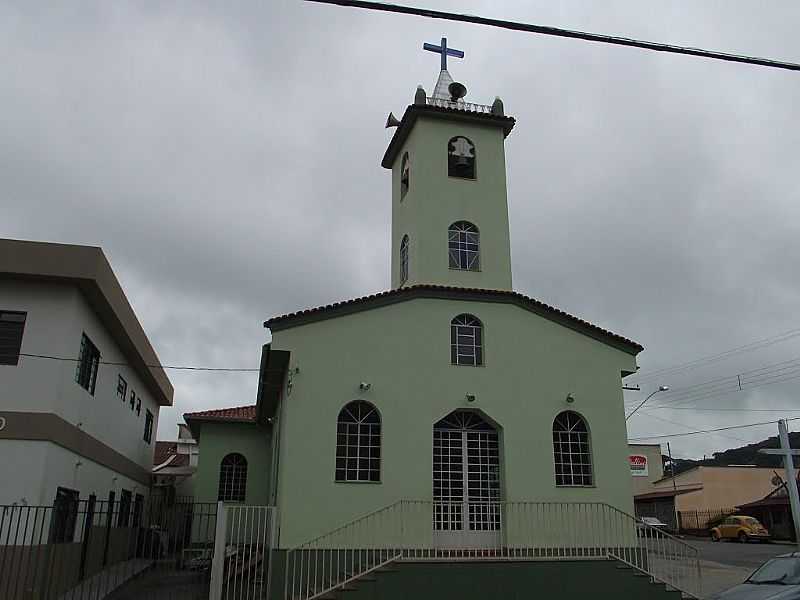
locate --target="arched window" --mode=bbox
[400,152,410,198]
[552,411,593,487]
[218,453,247,502]
[448,222,480,271]
[336,401,381,482]
[451,314,483,366]
[448,136,476,179]
[400,235,409,285]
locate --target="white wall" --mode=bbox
[1,279,162,504]
[0,440,48,505]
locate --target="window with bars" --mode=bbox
[75,333,100,395]
[553,411,594,487]
[335,400,381,483]
[400,152,410,198]
[448,136,476,179]
[0,310,26,366]
[143,410,154,444]
[448,221,480,271]
[218,453,248,502]
[399,235,409,286]
[450,314,483,366]
[50,487,79,543]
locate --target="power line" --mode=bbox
[14,352,260,372]
[628,416,800,442]
[636,410,750,444]
[631,328,800,385]
[306,0,800,72]
[646,407,800,412]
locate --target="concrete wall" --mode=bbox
[653,467,777,511]
[390,116,513,290]
[193,421,272,505]
[629,443,664,496]
[0,279,160,505]
[271,296,638,547]
[0,441,145,506]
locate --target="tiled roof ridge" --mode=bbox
[183,404,257,421]
[264,284,642,352]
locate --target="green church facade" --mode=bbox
[182,42,705,599]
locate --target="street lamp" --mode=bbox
[625,385,669,421]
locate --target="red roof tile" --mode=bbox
[153,441,177,465]
[183,405,257,423]
[264,285,643,354]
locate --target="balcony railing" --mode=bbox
[284,500,702,600]
[426,97,494,114]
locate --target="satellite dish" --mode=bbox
[448,81,467,101]
[385,112,401,128]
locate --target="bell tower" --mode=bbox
[383,38,516,291]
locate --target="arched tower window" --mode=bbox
[336,401,381,482]
[400,152,410,198]
[448,222,480,271]
[218,453,247,502]
[451,314,483,366]
[400,235,409,286]
[552,411,593,487]
[448,136,476,179]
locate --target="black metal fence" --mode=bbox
[0,496,217,600]
[677,508,737,534]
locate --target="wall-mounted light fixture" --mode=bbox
[359,382,372,392]
[566,393,575,404]
[465,394,476,403]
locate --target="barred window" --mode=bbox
[217,452,247,502]
[75,333,100,395]
[336,401,381,482]
[553,411,593,487]
[117,375,127,401]
[218,453,248,502]
[400,152,410,198]
[450,314,483,366]
[400,235,409,286]
[448,221,479,271]
[143,410,154,444]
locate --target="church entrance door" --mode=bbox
[432,410,501,549]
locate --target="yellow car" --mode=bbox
[710,515,771,543]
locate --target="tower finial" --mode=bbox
[422,37,464,71]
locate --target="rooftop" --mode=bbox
[265,284,643,356]
[183,405,257,423]
[0,238,173,406]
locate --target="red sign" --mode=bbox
[629,454,649,476]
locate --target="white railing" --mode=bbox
[210,503,278,600]
[426,97,494,114]
[284,501,702,600]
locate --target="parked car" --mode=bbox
[710,515,771,543]
[712,553,800,599]
[637,516,670,536]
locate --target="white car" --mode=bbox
[637,516,671,535]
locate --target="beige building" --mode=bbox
[628,443,664,496]
[652,466,777,512]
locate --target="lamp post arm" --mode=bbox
[625,390,659,421]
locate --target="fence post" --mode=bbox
[209,501,227,600]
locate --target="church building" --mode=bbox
[186,39,699,600]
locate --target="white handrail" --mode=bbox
[283,501,702,600]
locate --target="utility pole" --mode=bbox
[668,442,679,532]
[759,419,800,548]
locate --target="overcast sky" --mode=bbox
[3,1,800,459]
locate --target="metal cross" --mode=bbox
[423,37,464,71]
[759,419,800,548]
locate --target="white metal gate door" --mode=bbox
[433,411,501,549]
[209,504,277,600]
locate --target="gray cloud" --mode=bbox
[2,1,800,457]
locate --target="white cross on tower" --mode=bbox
[759,419,800,548]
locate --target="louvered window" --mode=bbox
[0,311,26,366]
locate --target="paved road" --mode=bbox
[687,537,792,570]
[682,538,795,597]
